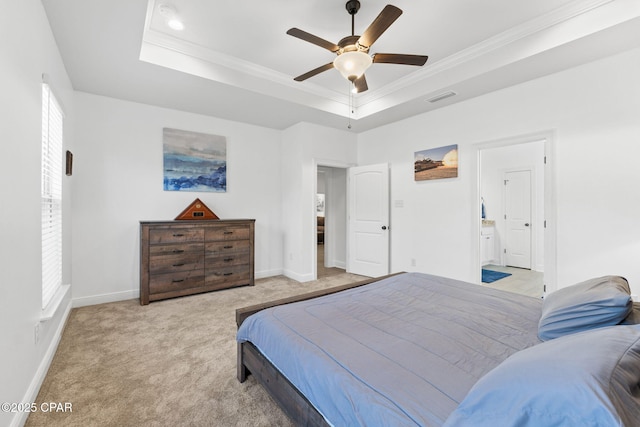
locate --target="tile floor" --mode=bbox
[482,264,545,298]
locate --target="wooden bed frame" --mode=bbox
[236,274,400,426]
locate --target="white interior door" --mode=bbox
[347,164,389,277]
[504,170,532,269]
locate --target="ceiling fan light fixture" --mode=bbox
[333,51,372,82]
[288,3,426,93]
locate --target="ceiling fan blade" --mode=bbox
[358,5,402,48]
[287,28,340,52]
[293,62,335,82]
[353,74,368,93]
[373,53,428,66]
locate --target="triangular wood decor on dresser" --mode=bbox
[175,198,219,220]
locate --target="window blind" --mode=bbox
[41,83,63,309]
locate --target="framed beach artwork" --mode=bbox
[163,128,227,192]
[414,144,458,181]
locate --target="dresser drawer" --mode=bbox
[205,226,250,241]
[206,253,249,268]
[149,228,204,244]
[149,253,204,275]
[150,242,203,256]
[205,240,250,257]
[205,265,251,288]
[149,272,205,294]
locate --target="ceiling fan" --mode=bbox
[287,0,428,93]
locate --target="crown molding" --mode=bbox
[356,0,614,107]
[141,0,617,119]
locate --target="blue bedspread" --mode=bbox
[237,273,543,426]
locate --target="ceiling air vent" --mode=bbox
[426,91,457,103]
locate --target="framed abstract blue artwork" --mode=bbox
[163,128,227,192]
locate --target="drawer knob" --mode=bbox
[172,263,185,267]
[172,249,184,254]
[172,279,184,283]
[223,272,233,276]
[224,245,233,249]
[224,231,233,235]
[173,233,185,237]
[224,258,234,262]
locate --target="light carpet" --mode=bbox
[26,273,365,427]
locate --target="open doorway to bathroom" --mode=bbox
[479,139,547,298]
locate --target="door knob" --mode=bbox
[524,223,530,227]
[381,226,387,230]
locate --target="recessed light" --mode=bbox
[167,18,184,31]
[158,4,184,31]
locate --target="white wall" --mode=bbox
[282,123,357,281]
[71,92,283,306]
[317,169,327,200]
[358,47,640,296]
[0,1,75,426]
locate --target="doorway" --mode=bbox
[478,136,551,297]
[316,166,348,278]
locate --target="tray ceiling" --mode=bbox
[42,0,640,131]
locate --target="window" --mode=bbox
[41,83,63,309]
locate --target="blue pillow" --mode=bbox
[444,325,640,427]
[538,275,631,341]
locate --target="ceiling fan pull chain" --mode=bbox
[348,84,353,129]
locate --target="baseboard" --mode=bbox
[11,299,72,427]
[72,271,286,308]
[72,289,138,308]
[282,269,315,283]
[331,260,346,269]
[255,268,283,279]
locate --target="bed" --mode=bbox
[236,272,640,426]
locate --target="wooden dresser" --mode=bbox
[139,219,255,305]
